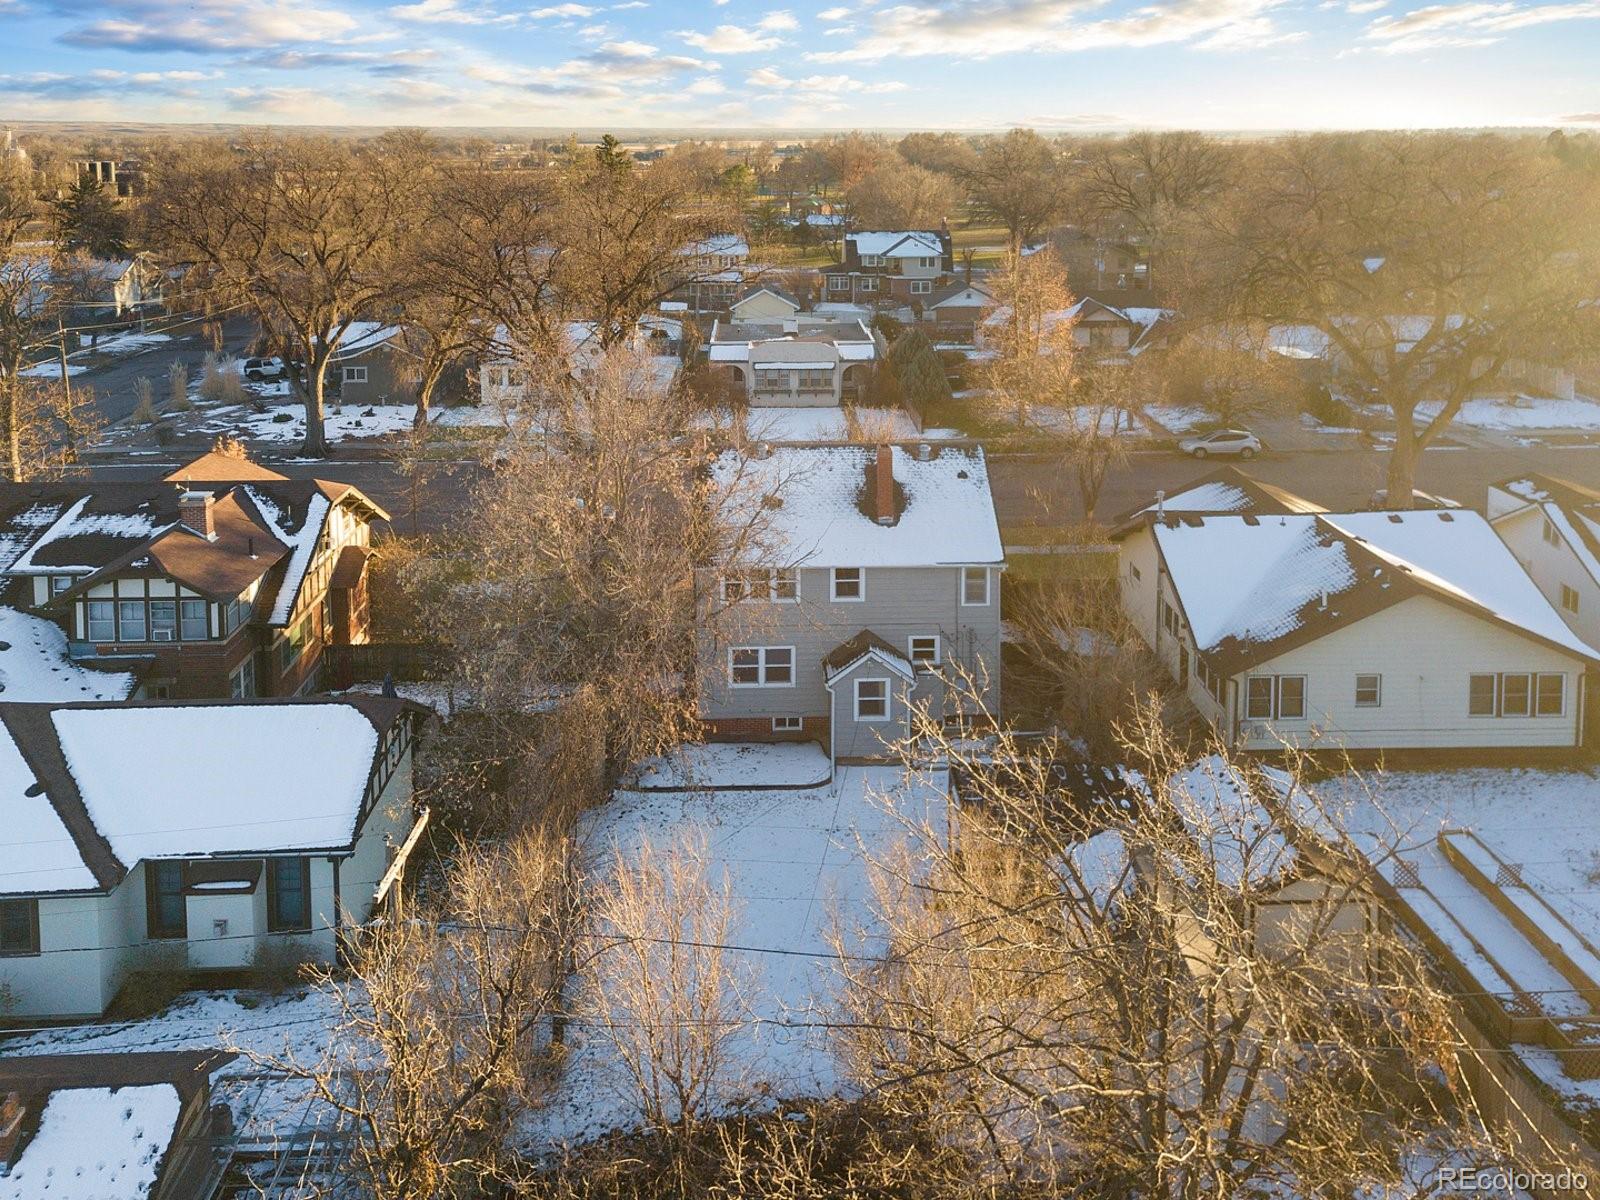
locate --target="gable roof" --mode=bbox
[1490,473,1600,585]
[731,284,802,312]
[822,629,916,684]
[1109,467,1325,539]
[928,281,995,309]
[712,444,1004,569]
[0,696,417,898]
[163,449,288,483]
[1151,509,1600,675]
[849,230,944,259]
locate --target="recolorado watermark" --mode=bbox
[1437,1166,1589,1192]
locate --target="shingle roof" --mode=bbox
[1109,467,1325,538]
[822,629,915,682]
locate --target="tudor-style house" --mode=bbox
[823,230,955,308]
[0,450,386,700]
[701,443,1005,764]
[1115,476,1599,752]
[0,695,423,1018]
[1487,473,1600,654]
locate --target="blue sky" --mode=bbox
[2,0,1599,130]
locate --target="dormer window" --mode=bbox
[49,575,72,595]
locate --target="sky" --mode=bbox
[2,0,1599,131]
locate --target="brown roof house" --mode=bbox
[0,450,387,700]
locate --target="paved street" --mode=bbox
[63,315,258,425]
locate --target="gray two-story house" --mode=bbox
[702,444,1005,764]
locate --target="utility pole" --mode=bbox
[56,318,71,409]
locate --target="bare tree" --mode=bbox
[845,158,959,230]
[830,697,1543,1197]
[1213,133,1600,505]
[981,247,1079,430]
[249,825,581,1200]
[582,830,747,1142]
[960,129,1063,251]
[144,132,429,457]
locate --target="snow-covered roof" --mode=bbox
[246,487,331,626]
[713,445,1003,569]
[0,696,414,897]
[329,321,402,361]
[1152,510,1600,670]
[850,230,944,258]
[1167,756,1297,890]
[1490,474,1600,587]
[8,496,168,575]
[0,1084,182,1200]
[0,607,135,702]
[1109,467,1325,538]
[682,233,749,258]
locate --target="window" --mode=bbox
[962,567,989,606]
[1469,673,1498,716]
[149,599,177,641]
[1245,675,1306,721]
[772,568,798,602]
[87,600,115,641]
[723,569,798,604]
[908,635,941,669]
[910,280,932,295]
[1544,517,1562,547]
[267,857,312,932]
[1562,584,1581,614]
[180,598,209,640]
[230,657,256,699]
[797,368,832,392]
[827,274,847,290]
[919,256,938,269]
[1158,594,1182,637]
[49,575,72,595]
[343,365,368,384]
[1129,563,1142,582]
[225,596,251,634]
[858,276,878,293]
[117,599,146,641]
[854,678,889,721]
[729,646,795,687]
[832,567,864,601]
[1537,673,1565,716]
[1178,645,1190,681]
[772,716,803,732]
[146,860,187,939]
[1501,672,1532,717]
[860,254,884,267]
[1355,674,1382,707]
[0,898,38,956]
[279,615,310,672]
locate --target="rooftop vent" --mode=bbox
[1439,511,1455,522]
[1387,513,1403,524]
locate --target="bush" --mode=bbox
[131,377,158,425]
[250,937,321,994]
[198,353,248,406]
[1303,382,1355,426]
[166,361,188,409]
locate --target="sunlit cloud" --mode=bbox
[678,22,787,50]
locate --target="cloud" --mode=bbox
[468,38,708,99]
[746,64,909,91]
[53,0,363,53]
[809,0,1302,60]
[236,47,437,74]
[818,4,852,15]
[1345,0,1388,11]
[611,0,648,6]
[686,75,728,92]
[1562,112,1600,122]
[677,22,786,49]
[388,0,516,21]
[0,68,211,98]
[222,84,343,116]
[758,8,801,27]
[530,2,597,14]
[1362,0,1600,49]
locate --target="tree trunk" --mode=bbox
[302,350,330,458]
[0,377,20,483]
[1384,401,1418,509]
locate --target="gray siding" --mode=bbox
[699,564,1002,726]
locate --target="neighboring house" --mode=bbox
[72,253,165,327]
[1054,229,1152,294]
[924,280,995,342]
[707,314,882,407]
[978,293,1174,363]
[0,695,423,1018]
[0,1051,235,1197]
[330,322,408,406]
[673,233,750,315]
[822,230,954,307]
[1118,501,1599,751]
[0,450,387,700]
[1107,466,1327,541]
[478,318,681,407]
[702,443,1005,764]
[729,284,803,322]
[1488,474,1600,653]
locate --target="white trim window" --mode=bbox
[1354,673,1382,708]
[859,254,885,267]
[908,635,941,670]
[1245,674,1307,721]
[854,677,890,721]
[1562,583,1580,614]
[729,646,795,687]
[858,276,878,293]
[1544,517,1562,547]
[831,567,864,601]
[827,274,847,290]
[1469,672,1565,717]
[722,568,799,604]
[910,280,933,295]
[961,567,989,606]
[343,365,368,384]
[772,716,803,732]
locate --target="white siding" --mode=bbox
[1493,505,1600,653]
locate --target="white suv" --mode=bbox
[1178,428,1264,459]
[242,356,286,381]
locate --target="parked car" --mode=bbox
[242,356,286,381]
[1178,429,1264,459]
[1367,488,1462,510]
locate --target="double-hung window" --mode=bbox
[267,857,312,932]
[855,678,889,721]
[1544,518,1562,547]
[343,365,368,384]
[908,635,940,670]
[1245,675,1307,721]
[146,861,187,939]
[117,599,146,641]
[910,280,932,295]
[180,598,209,640]
[724,569,798,603]
[1355,674,1382,707]
[961,567,989,606]
[87,600,115,641]
[0,898,39,956]
[832,568,864,601]
[1562,584,1580,614]
[729,646,794,687]
[827,275,847,290]
[49,575,72,595]
[1468,672,1566,717]
[149,599,177,641]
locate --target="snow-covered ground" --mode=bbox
[528,762,947,1147]
[0,605,135,701]
[0,1083,181,1200]
[191,401,421,444]
[17,361,87,379]
[1141,405,1211,434]
[628,741,831,790]
[1415,395,1600,432]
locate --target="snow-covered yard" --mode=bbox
[527,762,947,1147]
[1415,395,1600,432]
[627,741,831,790]
[190,401,422,444]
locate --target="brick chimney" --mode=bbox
[178,490,216,541]
[873,444,895,526]
[0,1091,23,1166]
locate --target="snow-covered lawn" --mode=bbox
[746,406,849,442]
[17,360,88,379]
[192,401,421,443]
[1415,395,1600,432]
[1141,404,1211,434]
[528,764,946,1147]
[81,329,173,358]
[628,741,831,790]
